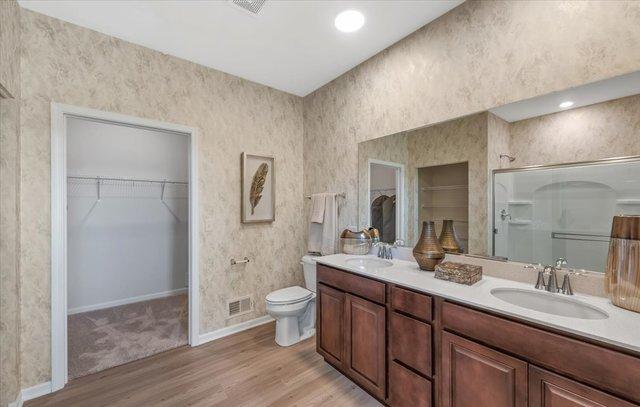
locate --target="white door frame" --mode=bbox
[366,159,405,242]
[51,103,200,391]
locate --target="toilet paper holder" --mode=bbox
[230,257,250,266]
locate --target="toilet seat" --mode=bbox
[266,286,313,305]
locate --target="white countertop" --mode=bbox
[316,254,640,355]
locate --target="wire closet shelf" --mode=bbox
[67,175,188,201]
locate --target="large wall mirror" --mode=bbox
[358,70,640,272]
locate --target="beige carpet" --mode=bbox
[68,293,188,379]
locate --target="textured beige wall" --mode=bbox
[0,0,22,405]
[303,0,640,240]
[508,94,640,167]
[18,9,305,387]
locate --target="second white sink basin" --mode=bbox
[491,288,609,320]
[345,257,393,271]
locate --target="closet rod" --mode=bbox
[67,176,188,185]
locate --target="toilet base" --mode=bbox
[274,317,316,347]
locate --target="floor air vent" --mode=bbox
[230,0,267,15]
[228,295,253,318]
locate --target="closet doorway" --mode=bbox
[51,104,199,391]
[368,159,404,243]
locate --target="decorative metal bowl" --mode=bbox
[340,229,372,255]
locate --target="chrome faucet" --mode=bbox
[377,243,386,259]
[526,258,579,295]
[377,243,393,260]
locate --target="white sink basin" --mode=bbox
[490,288,609,320]
[345,257,393,270]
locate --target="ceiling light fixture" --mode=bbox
[335,10,365,33]
[559,101,574,108]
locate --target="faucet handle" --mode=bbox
[393,239,405,247]
[561,273,574,295]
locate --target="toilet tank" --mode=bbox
[301,255,318,292]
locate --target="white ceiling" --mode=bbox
[18,0,463,96]
[491,71,640,122]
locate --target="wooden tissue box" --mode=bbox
[434,261,482,285]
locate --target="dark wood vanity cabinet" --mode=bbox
[441,331,527,407]
[316,265,387,400]
[345,293,386,399]
[316,283,345,368]
[316,264,640,406]
[528,366,636,407]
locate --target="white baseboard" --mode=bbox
[198,315,274,345]
[8,381,52,406]
[68,288,188,315]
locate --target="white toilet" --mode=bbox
[266,254,318,347]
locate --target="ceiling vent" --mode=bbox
[227,295,253,318]
[229,0,267,15]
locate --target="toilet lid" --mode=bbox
[266,286,313,304]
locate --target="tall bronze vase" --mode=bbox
[605,215,640,313]
[413,221,445,271]
[439,220,462,254]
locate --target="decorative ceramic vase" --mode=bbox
[605,215,640,313]
[439,220,462,253]
[413,221,445,271]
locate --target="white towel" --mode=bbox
[308,193,339,255]
[310,193,325,223]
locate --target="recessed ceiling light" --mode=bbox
[559,101,574,108]
[335,10,365,33]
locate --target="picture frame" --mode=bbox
[241,152,275,223]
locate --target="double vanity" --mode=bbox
[315,254,640,406]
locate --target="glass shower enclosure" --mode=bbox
[492,157,640,273]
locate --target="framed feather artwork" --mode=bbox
[241,153,275,223]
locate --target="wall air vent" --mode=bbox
[227,295,253,318]
[230,0,267,15]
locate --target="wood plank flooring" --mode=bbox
[27,322,382,407]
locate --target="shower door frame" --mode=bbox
[50,103,200,392]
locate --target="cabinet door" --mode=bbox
[316,283,345,368]
[529,366,636,407]
[441,331,527,407]
[345,293,386,400]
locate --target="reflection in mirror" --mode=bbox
[368,161,403,243]
[358,70,640,268]
[419,162,468,252]
[493,158,640,273]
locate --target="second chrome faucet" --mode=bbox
[527,258,576,295]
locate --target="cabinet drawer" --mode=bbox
[389,361,432,407]
[390,312,432,377]
[391,285,432,321]
[442,301,640,404]
[317,264,385,304]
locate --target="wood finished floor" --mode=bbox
[27,322,382,407]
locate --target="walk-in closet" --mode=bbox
[66,116,190,379]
